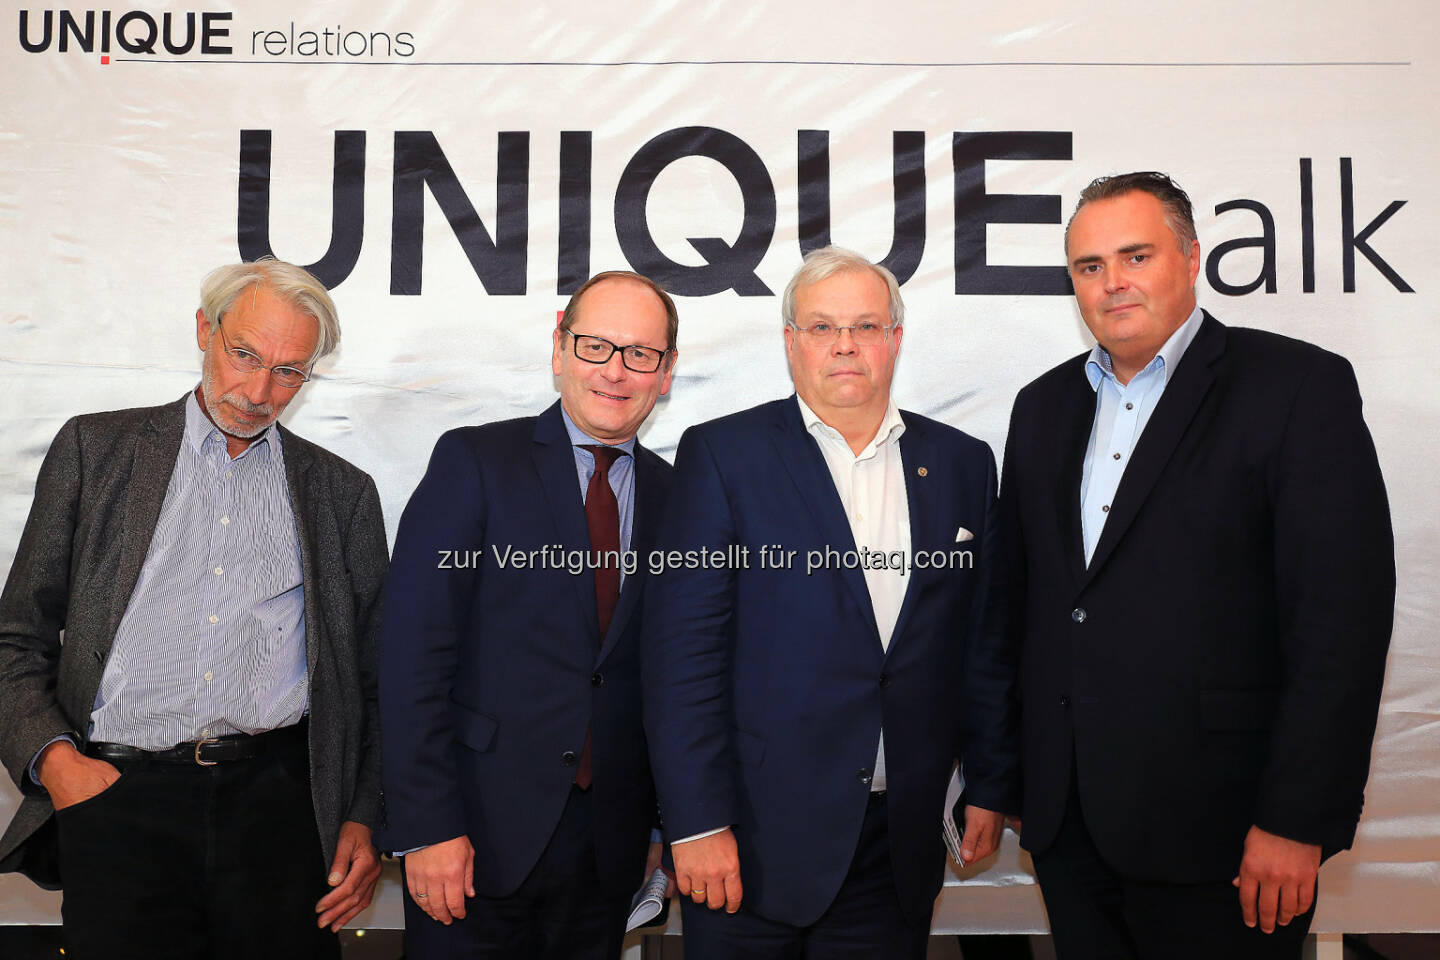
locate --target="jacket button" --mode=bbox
[1060,696,1071,708]
[857,768,872,786]
[591,673,604,687]
[1071,607,1087,623]
[561,751,576,766]
[878,674,891,689]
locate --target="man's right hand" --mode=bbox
[404,835,475,924]
[672,828,742,913]
[36,741,119,811]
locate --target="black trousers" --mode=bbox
[1031,779,1313,960]
[402,785,633,960]
[679,792,931,960]
[56,727,338,960]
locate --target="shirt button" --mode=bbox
[1112,452,1122,461]
[1125,402,1134,411]
[1071,607,1087,623]
[208,614,219,624]
[856,513,864,522]
[220,516,230,525]
[203,671,213,682]
[1101,505,1110,513]
[214,566,224,576]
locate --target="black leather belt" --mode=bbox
[85,723,304,767]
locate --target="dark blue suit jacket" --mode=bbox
[378,401,672,897]
[643,397,1017,927]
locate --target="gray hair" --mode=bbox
[198,258,340,362]
[781,246,905,329]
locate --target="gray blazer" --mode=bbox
[0,394,389,888]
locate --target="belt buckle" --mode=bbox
[193,738,220,766]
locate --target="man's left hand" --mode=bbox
[315,821,382,931]
[1232,825,1321,933]
[644,839,676,897]
[959,805,1006,865]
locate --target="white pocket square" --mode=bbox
[955,527,974,542]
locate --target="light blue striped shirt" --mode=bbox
[1080,306,1204,564]
[89,390,307,749]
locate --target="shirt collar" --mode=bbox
[1085,305,1205,393]
[795,393,906,460]
[184,388,279,461]
[559,405,637,459]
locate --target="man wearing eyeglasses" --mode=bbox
[643,247,1016,958]
[379,271,678,959]
[0,259,389,958]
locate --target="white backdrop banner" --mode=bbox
[1,0,1436,933]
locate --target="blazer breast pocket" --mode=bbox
[452,701,499,753]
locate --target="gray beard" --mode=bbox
[201,368,274,439]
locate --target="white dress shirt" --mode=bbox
[797,394,910,792]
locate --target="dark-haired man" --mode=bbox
[380,271,678,960]
[999,172,1394,958]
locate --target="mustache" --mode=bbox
[220,393,275,416]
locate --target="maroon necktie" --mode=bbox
[576,444,625,789]
[582,445,624,638]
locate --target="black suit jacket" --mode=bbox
[1000,313,1394,882]
[378,401,671,897]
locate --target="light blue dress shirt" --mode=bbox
[1080,306,1205,564]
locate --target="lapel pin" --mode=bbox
[917,467,928,477]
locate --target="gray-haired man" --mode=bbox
[0,259,388,959]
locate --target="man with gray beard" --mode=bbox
[0,259,389,959]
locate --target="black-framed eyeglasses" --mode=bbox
[786,320,898,346]
[215,319,312,389]
[567,332,670,373]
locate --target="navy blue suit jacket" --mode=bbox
[643,397,1017,927]
[379,401,672,897]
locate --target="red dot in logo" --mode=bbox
[101,55,110,65]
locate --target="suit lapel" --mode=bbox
[772,398,880,643]
[106,397,187,646]
[532,403,600,643]
[280,425,319,683]
[597,445,661,666]
[1081,313,1224,587]
[1054,367,1097,583]
[888,415,935,656]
